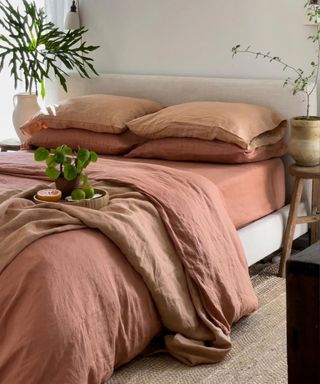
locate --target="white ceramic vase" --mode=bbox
[12,93,40,143]
[288,118,320,167]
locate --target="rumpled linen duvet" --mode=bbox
[0,152,258,384]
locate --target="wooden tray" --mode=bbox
[33,189,109,210]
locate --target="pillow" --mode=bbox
[27,128,146,155]
[127,101,287,150]
[21,94,163,137]
[125,137,288,164]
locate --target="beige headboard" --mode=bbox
[47,73,318,203]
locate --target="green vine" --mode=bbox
[232,1,320,118]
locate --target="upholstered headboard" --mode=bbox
[47,73,317,203]
[49,73,316,116]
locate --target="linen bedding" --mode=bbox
[0,152,257,384]
[113,156,286,229]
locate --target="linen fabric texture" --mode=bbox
[21,94,163,136]
[126,137,287,163]
[127,101,286,150]
[27,128,146,155]
[0,152,257,383]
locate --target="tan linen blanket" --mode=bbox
[0,152,257,383]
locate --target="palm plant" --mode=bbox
[0,0,99,97]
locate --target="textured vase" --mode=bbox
[288,118,320,167]
[12,93,40,143]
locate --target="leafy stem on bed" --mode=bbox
[0,0,100,97]
[231,1,320,119]
[34,145,98,183]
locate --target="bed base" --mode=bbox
[240,202,308,266]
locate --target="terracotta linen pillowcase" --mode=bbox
[127,101,287,150]
[125,137,288,164]
[21,94,163,137]
[27,128,146,155]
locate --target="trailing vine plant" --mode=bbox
[0,0,99,97]
[232,1,320,119]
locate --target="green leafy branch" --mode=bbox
[231,1,320,118]
[0,0,99,97]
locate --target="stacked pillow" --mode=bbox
[27,128,146,155]
[23,96,287,163]
[125,137,287,164]
[125,101,287,162]
[22,94,162,155]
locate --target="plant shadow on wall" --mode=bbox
[232,0,320,167]
[0,0,99,142]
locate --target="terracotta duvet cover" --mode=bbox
[0,152,257,384]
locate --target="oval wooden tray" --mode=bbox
[33,189,109,210]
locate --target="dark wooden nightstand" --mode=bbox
[279,164,320,276]
[286,241,320,384]
[0,138,21,152]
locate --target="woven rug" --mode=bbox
[108,262,287,384]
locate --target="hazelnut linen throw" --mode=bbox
[0,153,257,383]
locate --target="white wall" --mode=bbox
[79,0,315,82]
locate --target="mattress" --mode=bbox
[0,153,286,230]
[111,157,286,229]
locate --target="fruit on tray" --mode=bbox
[36,189,62,202]
[70,184,96,201]
[82,184,95,199]
[71,189,87,201]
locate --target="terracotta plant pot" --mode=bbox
[288,117,320,167]
[55,176,80,198]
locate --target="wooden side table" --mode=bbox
[279,164,320,276]
[0,138,21,152]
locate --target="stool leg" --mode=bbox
[311,178,320,244]
[279,177,305,277]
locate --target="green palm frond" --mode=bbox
[0,0,99,96]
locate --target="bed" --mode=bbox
[49,73,314,264]
[0,74,315,384]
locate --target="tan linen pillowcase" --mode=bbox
[27,128,146,155]
[21,94,163,137]
[127,101,287,150]
[125,137,287,163]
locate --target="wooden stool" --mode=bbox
[279,164,320,277]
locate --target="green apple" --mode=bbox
[82,184,95,199]
[71,188,86,201]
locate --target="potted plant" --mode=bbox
[34,145,98,199]
[0,0,99,142]
[232,1,320,167]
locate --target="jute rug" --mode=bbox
[108,262,287,384]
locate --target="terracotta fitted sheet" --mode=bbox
[0,155,285,229]
[105,157,286,229]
